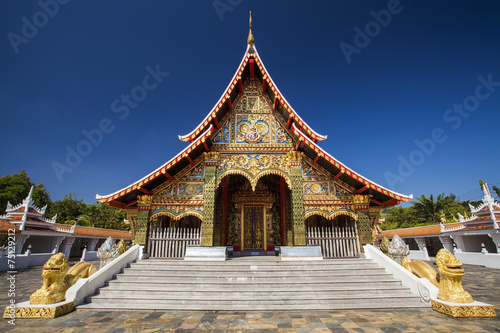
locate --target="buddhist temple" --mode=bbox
[96,13,412,258]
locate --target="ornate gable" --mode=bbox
[211,77,294,151]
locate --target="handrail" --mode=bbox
[66,244,144,306]
[363,244,437,305]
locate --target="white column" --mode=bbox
[439,235,454,253]
[452,235,466,252]
[488,233,500,253]
[414,237,430,260]
[60,237,75,258]
[15,234,30,254]
[50,236,65,254]
[87,238,99,251]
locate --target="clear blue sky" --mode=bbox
[1,0,499,205]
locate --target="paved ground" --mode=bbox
[0,261,498,332]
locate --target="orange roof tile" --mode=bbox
[378,224,442,238]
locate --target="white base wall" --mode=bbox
[454,252,500,269]
[408,250,430,261]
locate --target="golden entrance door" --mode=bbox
[242,205,265,250]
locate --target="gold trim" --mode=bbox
[4,302,74,319]
[431,300,497,318]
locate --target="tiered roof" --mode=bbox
[378,183,500,239]
[0,186,58,232]
[96,14,412,208]
[0,187,131,239]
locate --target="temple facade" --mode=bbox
[96,16,412,257]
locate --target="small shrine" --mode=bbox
[96,13,412,258]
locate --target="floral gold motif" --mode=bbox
[431,300,496,317]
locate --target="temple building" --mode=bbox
[0,187,131,271]
[378,183,500,268]
[96,14,412,258]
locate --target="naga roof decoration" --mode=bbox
[178,44,327,143]
[96,14,412,208]
[96,125,213,205]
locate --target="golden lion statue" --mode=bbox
[402,256,439,287]
[379,237,392,259]
[30,253,97,305]
[117,239,129,255]
[435,248,474,303]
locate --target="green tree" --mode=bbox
[412,194,452,225]
[380,206,418,230]
[493,186,500,201]
[82,203,128,230]
[46,193,86,224]
[0,170,52,214]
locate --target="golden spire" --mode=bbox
[247,11,255,46]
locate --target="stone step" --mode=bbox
[82,257,425,311]
[126,264,382,272]
[83,295,426,310]
[112,273,392,283]
[120,268,386,277]
[131,258,374,266]
[96,287,412,298]
[105,280,404,290]
[79,301,426,311]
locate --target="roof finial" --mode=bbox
[247,11,255,46]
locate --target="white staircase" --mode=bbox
[80,257,426,311]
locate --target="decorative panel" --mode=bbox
[212,119,230,144]
[235,114,270,144]
[303,182,329,196]
[177,183,204,196]
[276,120,293,144]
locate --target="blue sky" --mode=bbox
[1,0,499,204]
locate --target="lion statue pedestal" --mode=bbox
[430,249,496,318]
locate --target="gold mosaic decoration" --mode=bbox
[431,300,496,318]
[236,114,270,144]
[177,183,203,196]
[4,302,75,319]
[304,182,329,196]
[216,154,291,190]
[212,119,230,144]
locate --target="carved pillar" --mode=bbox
[202,152,219,247]
[288,152,306,246]
[369,206,383,245]
[280,178,286,246]
[136,195,152,251]
[354,194,373,249]
[221,177,229,246]
[125,208,138,242]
